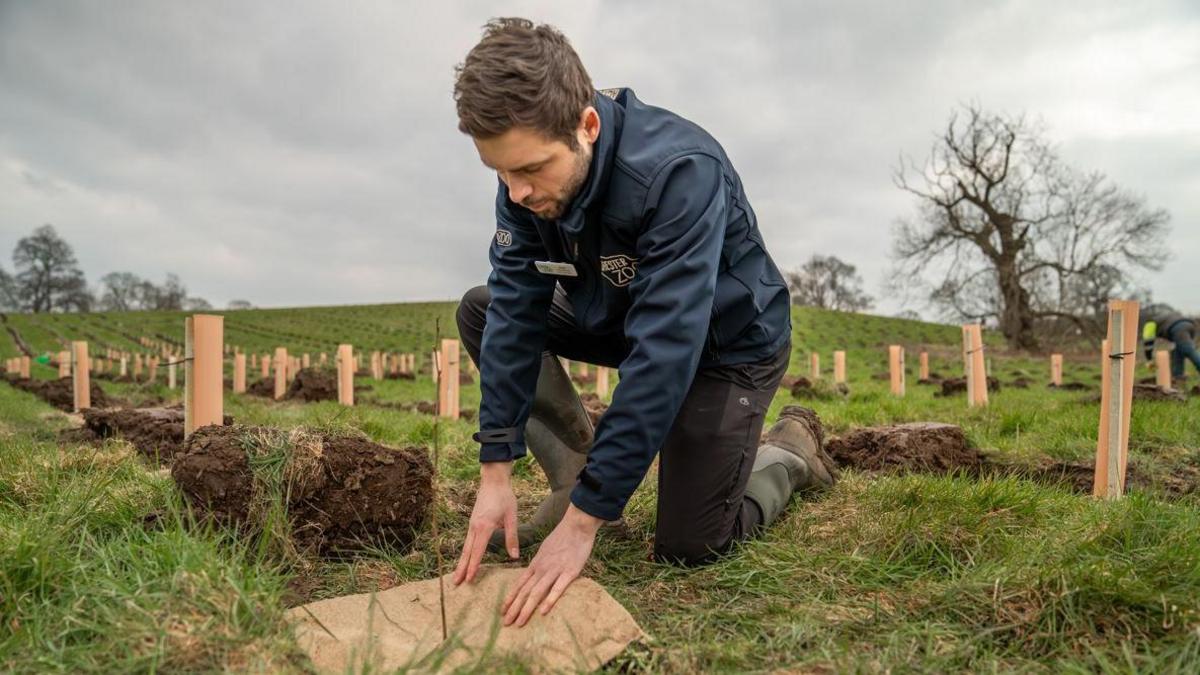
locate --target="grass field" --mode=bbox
[2,303,1199,672]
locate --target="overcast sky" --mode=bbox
[2,0,1197,316]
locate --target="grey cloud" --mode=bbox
[1,0,1196,313]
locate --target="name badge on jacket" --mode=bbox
[534,261,579,277]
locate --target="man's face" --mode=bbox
[474,108,600,220]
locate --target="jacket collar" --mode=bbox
[553,89,625,236]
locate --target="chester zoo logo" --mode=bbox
[599,254,638,287]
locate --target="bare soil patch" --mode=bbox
[71,406,234,462]
[936,376,1002,397]
[4,375,109,411]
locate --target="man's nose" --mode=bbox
[505,173,533,202]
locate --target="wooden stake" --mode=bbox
[919,352,930,381]
[1050,354,1063,386]
[579,362,589,377]
[184,315,224,437]
[168,358,177,390]
[1094,300,1139,499]
[20,355,30,379]
[833,350,846,384]
[596,366,610,399]
[1155,350,1172,391]
[72,341,90,411]
[148,357,158,384]
[260,354,270,379]
[431,350,440,384]
[438,339,460,419]
[336,344,354,406]
[133,354,143,380]
[58,351,70,378]
[889,345,905,396]
[320,352,327,365]
[962,325,988,407]
[273,347,287,400]
[120,357,128,377]
[233,353,246,393]
[810,353,820,379]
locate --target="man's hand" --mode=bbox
[453,461,519,586]
[501,503,602,627]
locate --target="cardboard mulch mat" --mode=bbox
[288,565,644,673]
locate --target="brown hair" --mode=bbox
[454,18,594,148]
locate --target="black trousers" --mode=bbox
[456,285,789,565]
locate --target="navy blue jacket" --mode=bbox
[475,88,791,521]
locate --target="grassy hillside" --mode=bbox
[2,303,1199,672]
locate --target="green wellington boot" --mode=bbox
[743,405,839,527]
[490,353,593,550]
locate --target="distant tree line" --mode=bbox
[0,224,227,313]
[785,254,875,312]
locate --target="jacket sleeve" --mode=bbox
[570,154,727,521]
[475,185,557,463]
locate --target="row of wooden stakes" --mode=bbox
[0,301,1158,500]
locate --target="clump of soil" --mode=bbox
[459,371,475,385]
[825,422,987,474]
[1192,385,1200,396]
[171,425,433,554]
[789,377,849,400]
[578,393,609,427]
[74,406,234,462]
[245,378,275,397]
[1009,378,1032,389]
[4,375,109,411]
[1079,384,1188,405]
[384,371,415,381]
[936,376,1001,397]
[1007,460,1143,495]
[1048,382,1089,391]
[1132,384,1188,402]
[285,368,337,402]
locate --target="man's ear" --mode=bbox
[577,106,600,145]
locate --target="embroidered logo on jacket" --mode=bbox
[599,254,638,287]
[495,230,512,247]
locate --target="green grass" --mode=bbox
[2,303,1199,672]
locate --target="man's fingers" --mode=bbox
[504,570,542,625]
[515,573,557,627]
[538,573,575,616]
[464,524,492,584]
[504,509,519,559]
[452,529,476,585]
[502,567,536,615]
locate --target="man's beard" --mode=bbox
[528,145,592,220]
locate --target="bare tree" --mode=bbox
[227,299,254,310]
[892,104,1169,349]
[0,266,18,311]
[785,254,874,312]
[98,271,144,311]
[12,224,93,313]
[182,297,213,310]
